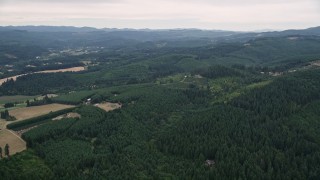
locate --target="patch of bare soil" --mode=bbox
[37,66,85,73]
[0,74,27,85]
[311,60,320,67]
[94,102,122,112]
[52,112,81,121]
[15,126,38,136]
[194,74,203,78]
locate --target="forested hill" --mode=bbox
[1,26,320,69]
[1,68,320,179]
[1,26,320,179]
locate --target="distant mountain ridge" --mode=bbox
[0,25,319,60]
[0,26,100,32]
[1,25,319,43]
[0,26,240,42]
[260,26,320,37]
[0,25,237,33]
[0,25,319,34]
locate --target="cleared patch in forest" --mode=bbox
[0,129,26,155]
[9,104,75,121]
[94,102,122,112]
[15,126,38,137]
[36,94,58,100]
[0,66,85,86]
[37,66,85,73]
[311,60,320,67]
[0,95,37,104]
[0,74,27,86]
[52,112,81,121]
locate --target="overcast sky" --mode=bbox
[0,0,319,31]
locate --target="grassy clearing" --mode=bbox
[0,129,26,155]
[157,73,208,90]
[36,94,58,100]
[245,80,272,89]
[156,73,186,84]
[52,84,153,105]
[208,77,242,94]
[94,102,122,112]
[0,94,59,112]
[7,107,77,131]
[0,95,37,104]
[0,103,75,155]
[52,91,95,105]
[211,79,273,104]
[9,104,75,121]
[0,103,27,112]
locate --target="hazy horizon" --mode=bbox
[1,24,319,33]
[0,0,320,31]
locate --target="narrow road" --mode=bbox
[0,119,27,155]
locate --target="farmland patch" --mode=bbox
[9,104,75,121]
[94,102,122,112]
[0,129,26,155]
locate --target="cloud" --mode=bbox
[0,0,122,3]
[0,0,319,30]
[162,0,310,6]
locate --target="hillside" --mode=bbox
[0,26,320,179]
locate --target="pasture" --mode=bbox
[0,95,37,104]
[0,104,76,155]
[0,129,26,155]
[9,104,75,121]
[52,90,95,104]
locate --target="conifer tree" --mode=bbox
[4,144,9,157]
